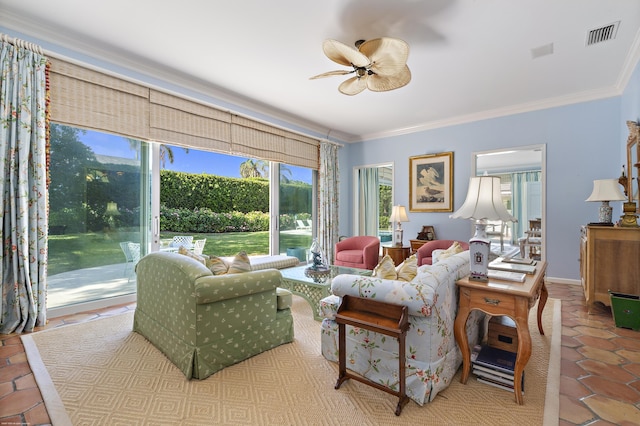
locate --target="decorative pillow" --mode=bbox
[431,249,445,264]
[438,241,464,261]
[372,255,397,280]
[227,251,252,274]
[207,256,230,275]
[396,254,417,282]
[177,245,206,265]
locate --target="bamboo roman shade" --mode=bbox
[49,59,150,141]
[48,58,320,169]
[231,116,319,169]
[149,90,232,154]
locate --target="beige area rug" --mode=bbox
[23,296,561,426]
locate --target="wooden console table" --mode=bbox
[335,295,410,416]
[453,261,548,405]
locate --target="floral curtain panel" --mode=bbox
[358,167,379,236]
[0,36,49,334]
[318,142,339,264]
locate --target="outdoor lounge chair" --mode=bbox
[296,220,311,230]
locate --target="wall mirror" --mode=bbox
[626,121,639,211]
[353,163,394,241]
[473,145,546,261]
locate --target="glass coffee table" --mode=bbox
[280,264,372,320]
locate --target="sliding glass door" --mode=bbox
[47,124,152,315]
[276,163,314,262]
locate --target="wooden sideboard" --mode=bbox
[580,225,640,312]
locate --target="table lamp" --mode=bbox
[450,176,516,281]
[389,205,409,246]
[585,179,627,224]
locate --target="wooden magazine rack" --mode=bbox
[335,295,410,416]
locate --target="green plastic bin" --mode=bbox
[609,291,640,331]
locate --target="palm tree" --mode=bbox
[159,145,177,168]
[127,138,188,168]
[239,159,268,178]
[239,159,295,181]
[279,165,293,183]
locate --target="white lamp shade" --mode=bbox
[450,176,516,222]
[389,205,409,223]
[585,179,627,202]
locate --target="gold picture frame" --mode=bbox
[409,152,453,212]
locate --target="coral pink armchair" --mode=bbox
[416,240,469,266]
[333,236,380,270]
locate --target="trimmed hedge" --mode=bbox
[160,206,311,232]
[159,170,313,233]
[160,171,270,213]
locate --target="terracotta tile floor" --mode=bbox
[1,282,639,425]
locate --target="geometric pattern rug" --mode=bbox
[23,296,561,426]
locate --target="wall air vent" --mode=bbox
[586,21,619,46]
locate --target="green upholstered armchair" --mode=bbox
[133,251,294,380]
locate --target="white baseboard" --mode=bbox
[546,276,581,286]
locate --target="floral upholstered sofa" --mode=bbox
[134,251,294,380]
[319,251,484,405]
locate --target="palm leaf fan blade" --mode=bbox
[360,37,410,77]
[366,66,411,92]
[322,39,370,68]
[339,76,367,95]
[310,70,353,80]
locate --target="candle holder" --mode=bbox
[620,201,639,227]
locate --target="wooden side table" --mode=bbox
[409,239,428,254]
[335,295,410,416]
[382,245,411,266]
[453,261,548,405]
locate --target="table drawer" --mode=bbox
[469,289,516,312]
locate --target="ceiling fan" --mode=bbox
[310,37,411,96]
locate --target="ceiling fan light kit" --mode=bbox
[310,37,411,95]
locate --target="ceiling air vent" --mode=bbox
[586,21,619,46]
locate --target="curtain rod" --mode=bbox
[322,130,344,148]
[1,33,44,55]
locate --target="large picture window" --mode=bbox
[48,125,316,314]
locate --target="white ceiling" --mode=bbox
[1,0,640,143]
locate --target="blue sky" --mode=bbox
[80,130,311,183]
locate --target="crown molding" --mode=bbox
[356,86,622,143]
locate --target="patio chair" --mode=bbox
[120,241,134,274]
[171,235,193,249]
[486,221,507,252]
[193,239,206,255]
[120,241,141,281]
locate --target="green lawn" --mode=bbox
[47,231,312,276]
